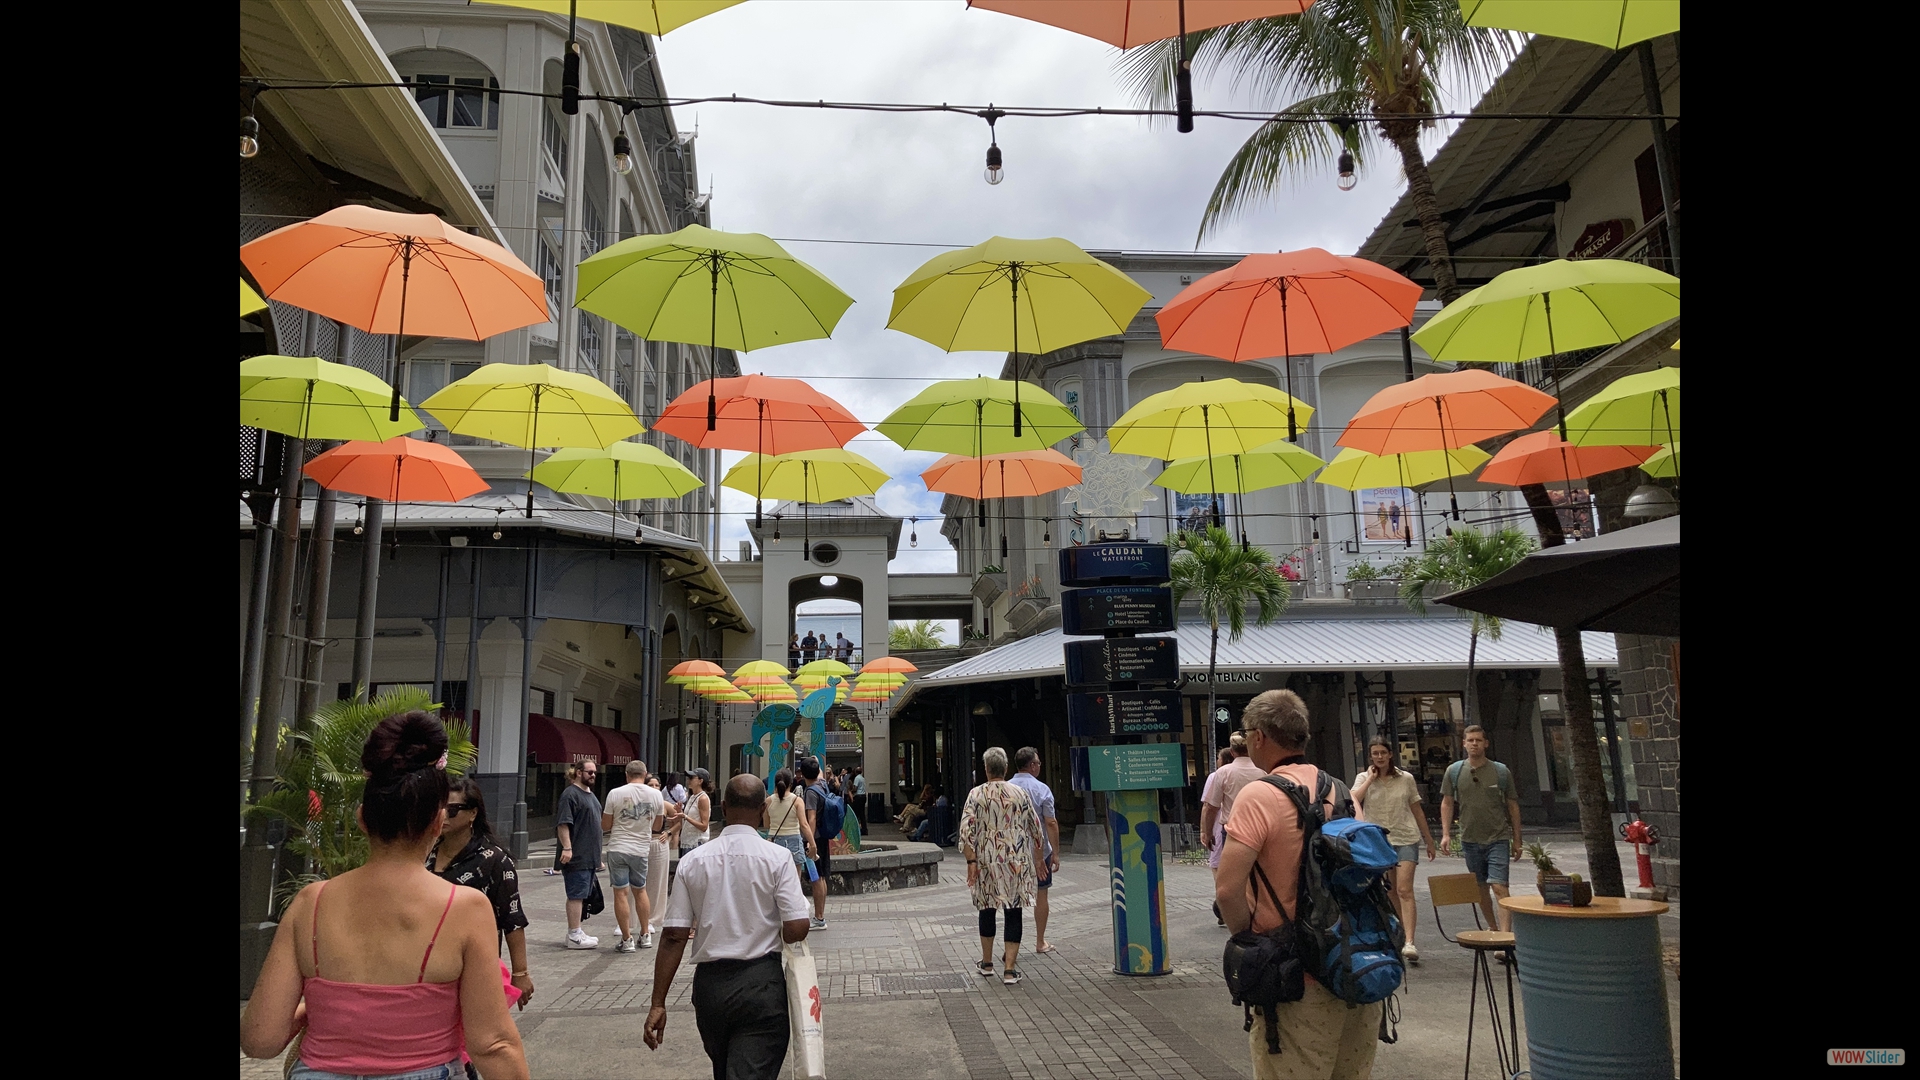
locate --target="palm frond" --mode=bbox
[1168,526,1291,641]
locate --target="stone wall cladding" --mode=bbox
[1618,632,1680,895]
[825,842,944,896]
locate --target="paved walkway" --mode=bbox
[242,829,1679,1078]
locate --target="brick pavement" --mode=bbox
[242,829,1679,1078]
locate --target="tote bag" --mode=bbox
[783,940,826,1080]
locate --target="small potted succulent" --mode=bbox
[1527,841,1592,906]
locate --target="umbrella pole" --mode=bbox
[1235,456,1248,552]
[1203,405,1220,530]
[1281,281,1297,443]
[526,385,541,518]
[1175,0,1194,133]
[1011,267,1022,440]
[1397,455,1412,549]
[755,398,765,528]
[610,460,620,560]
[803,461,811,563]
[390,239,414,423]
[1544,293,1569,441]
[1436,398,1460,524]
[976,402,987,530]
[708,258,720,431]
[999,459,1008,561]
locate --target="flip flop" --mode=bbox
[1033,943,1059,955]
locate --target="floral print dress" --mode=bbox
[959,780,1045,911]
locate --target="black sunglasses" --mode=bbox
[446,803,474,815]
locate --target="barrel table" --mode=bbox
[1499,896,1673,1080]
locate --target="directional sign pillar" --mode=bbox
[1059,542,1181,977]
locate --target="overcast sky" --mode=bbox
[647,1,1483,581]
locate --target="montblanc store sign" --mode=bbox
[1180,671,1264,686]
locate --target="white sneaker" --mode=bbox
[567,928,599,950]
[639,933,654,949]
[615,936,637,954]
[809,917,827,930]
[1401,943,1420,965]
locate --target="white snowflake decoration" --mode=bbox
[1064,437,1157,539]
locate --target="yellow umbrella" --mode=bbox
[423,363,643,517]
[1640,442,1679,479]
[796,658,854,678]
[241,279,267,317]
[1459,0,1679,50]
[734,660,792,678]
[1315,446,1491,491]
[241,355,426,443]
[470,0,742,35]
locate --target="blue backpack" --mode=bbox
[809,781,847,839]
[1262,771,1406,1008]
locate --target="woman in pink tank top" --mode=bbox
[241,711,529,1080]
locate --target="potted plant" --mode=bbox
[971,564,1008,604]
[1343,559,1400,601]
[1527,841,1592,906]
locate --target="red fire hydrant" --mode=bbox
[1621,819,1660,889]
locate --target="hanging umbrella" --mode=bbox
[860,656,918,674]
[921,449,1083,561]
[241,279,268,317]
[888,238,1151,438]
[530,440,705,554]
[421,363,643,516]
[1108,378,1313,527]
[734,660,792,678]
[877,377,1084,456]
[655,374,866,526]
[796,658,854,678]
[1337,370,1552,521]
[968,1,1313,131]
[1640,442,1679,479]
[303,437,489,503]
[240,206,549,420]
[577,225,855,432]
[470,0,743,34]
[721,446,889,557]
[241,355,426,443]
[1561,367,1680,448]
[1458,0,1679,50]
[1477,430,1661,488]
[1315,447,1491,490]
[1154,440,1325,549]
[1155,248,1421,440]
[668,660,727,679]
[1410,259,1679,436]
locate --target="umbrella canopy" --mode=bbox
[1337,370,1556,455]
[796,659,853,678]
[1109,378,1314,461]
[1154,440,1326,494]
[241,279,268,316]
[888,237,1149,437]
[1640,442,1679,479]
[529,441,704,501]
[470,0,743,34]
[421,363,641,449]
[1439,515,1679,637]
[920,450,1083,499]
[1156,248,1420,440]
[668,660,727,678]
[745,684,799,703]
[734,674,791,687]
[969,0,1311,47]
[654,374,864,456]
[860,656,918,674]
[1561,367,1680,448]
[1315,446,1491,491]
[1459,0,1678,50]
[241,355,425,443]
[721,448,888,502]
[1478,430,1660,487]
[734,660,792,678]
[303,437,488,503]
[1411,259,1681,365]
[877,377,1084,457]
[577,225,855,431]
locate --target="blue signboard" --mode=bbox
[1064,637,1179,688]
[1061,586,1176,635]
[1068,689,1184,737]
[1059,543,1171,587]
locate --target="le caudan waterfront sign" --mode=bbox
[1059,544,1170,586]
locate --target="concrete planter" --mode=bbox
[971,573,1008,604]
[1344,579,1404,601]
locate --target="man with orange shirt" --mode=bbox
[1218,690,1381,1079]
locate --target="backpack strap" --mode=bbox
[1495,762,1513,801]
[1444,760,1463,801]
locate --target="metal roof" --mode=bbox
[916,618,1615,688]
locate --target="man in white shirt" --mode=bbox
[834,632,852,661]
[601,759,665,953]
[646,773,813,1075]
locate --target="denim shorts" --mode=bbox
[1461,839,1511,885]
[1393,843,1421,866]
[772,833,807,866]
[290,1058,463,1080]
[563,866,596,900]
[606,849,650,889]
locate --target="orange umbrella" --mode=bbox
[922,449,1082,561]
[653,374,865,526]
[668,660,727,679]
[240,206,550,418]
[302,436,488,503]
[1338,370,1555,522]
[1478,431,1661,488]
[969,0,1313,131]
[860,656,918,674]
[1156,249,1420,440]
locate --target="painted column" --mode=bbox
[1106,789,1170,975]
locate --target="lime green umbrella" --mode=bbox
[576,224,855,431]
[470,0,742,35]
[1110,379,1314,530]
[529,440,704,499]
[1562,367,1679,448]
[241,279,267,317]
[888,237,1150,438]
[1640,442,1678,479]
[423,363,644,516]
[1459,0,1679,50]
[1315,446,1491,490]
[877,377,1084,456]
[240,355,425,442]
[1155,440,1327,494]
[722,447,890,563]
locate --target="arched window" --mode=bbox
[392,48,501,130]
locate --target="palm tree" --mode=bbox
[250,687,476,914]
[1119,0,1514,302]
[889,618,948,651]
[1168,526,1292,767]
[1398,526,1533,724]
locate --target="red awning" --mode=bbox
[589,725,636,767]
[526,714,602,766]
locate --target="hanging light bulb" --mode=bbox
[1311,514,1320,542]
[980,107,1006,186]
[1042,517,1052,545]
[909,517,919,547]
[1337,149,1357,191]
[353,502,366,536]
[240,114,261,159]
[771,515,782,545]
[493,509,505,541]
[613,130,635,176]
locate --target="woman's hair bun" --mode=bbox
[360,711,451,841]
[363,710,449,777]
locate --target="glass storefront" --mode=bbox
[1351,692,1465,794]
[1539,681,1636,810]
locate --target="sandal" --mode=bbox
[1002,968,1023,985]
[1033,943,1058,955]
[976,960,996,977]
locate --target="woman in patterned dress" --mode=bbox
[959,746,1046,986]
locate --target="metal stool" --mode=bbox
[1430,873,1521,1079]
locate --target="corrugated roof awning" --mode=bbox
[916,619,1616,689]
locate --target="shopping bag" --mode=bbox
[783,941,826,1080]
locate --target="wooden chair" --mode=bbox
[1429,873,1519,1080]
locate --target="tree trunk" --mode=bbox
[1464,626,1479,725]
[1207,621,1221,769]
[1390,130,1465,304]
[1522,484,1627,897]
